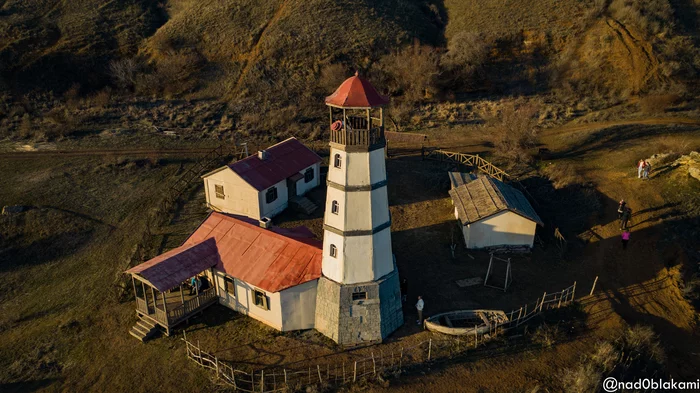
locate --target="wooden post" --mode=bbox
[540,292,547,312]
[399,347,403,370]
[572,281,577,301]
[371,352,376,376]
[283,368,288,387]
[261,369,264,392]
[180,283,185,306]
[215,356,219,379]
[590,276,598,296]
[317,364,322,383]
[474,327,478,347]
[161,290,168,322]
[353,361,357,382]
[428,339,432,361]
[342,363,346,383]
[131,276,137,300]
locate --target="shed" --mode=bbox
[448,173,543,249]
[202,137,322,220]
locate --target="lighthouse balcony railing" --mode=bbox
[330,127,384,146]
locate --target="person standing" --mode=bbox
[620,207,631,230]
[416,296,424,325]
[637,159,645,178]
[400,278,408,303]
[643,161,651,179]
[617,199,626,220]
[621,230,630,250]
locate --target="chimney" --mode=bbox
[258,150,269,160]
[259,217,272,229]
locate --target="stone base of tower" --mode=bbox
[314,268,403,346]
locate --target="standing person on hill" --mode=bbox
[620,207,631,230]
[617,199,627,220]
[416,296,424,325]
[643,160,651,179]
[621,230,631,250]
[637,159,645,178]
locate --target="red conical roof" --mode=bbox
[325,72,389,108]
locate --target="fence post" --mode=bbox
[589,276,598,296]
[343,363,346,383]
[215,356,219,379]
[261,369,264,393]
[474,328,478,348]
[399,347,404,371]
[371,352,376,376]
[572,281,577,301]
[284,369,288,387]
[353,361,357,382]
[428,339,432,361]
[197,340,202,366]
[540,292,547,312]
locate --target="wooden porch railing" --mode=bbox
[135,287,218,327]
[330,127,384,146]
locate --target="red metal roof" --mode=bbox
[228,137,322,191]
[127,212,323,293]
[325,72,389,108]
[125,238,219,292]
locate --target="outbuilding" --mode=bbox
[202,137,322,220]
[448,173,543,249]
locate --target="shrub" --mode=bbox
[319,64,348,94]
[482,101,540,163]
[541,163,584,189]
[441,31,492,87]
[374,41,440,103]
[109,58,140,90]
[561,364,601,393]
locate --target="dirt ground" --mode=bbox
[1,117,699,392]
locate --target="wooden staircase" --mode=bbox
[290,196,318,215]
[129,316,159,342]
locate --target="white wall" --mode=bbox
[259,178,289,219]
[294,163,321,196]
[327,148,386,187]
[214,270,283,330]
[279,279,318,331]
[463,211,537,249]
[321,231,345,282]
[203,168,261,219]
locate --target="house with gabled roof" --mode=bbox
[448,173,544,249]
[125,212,323,339]
[202,137,322,220]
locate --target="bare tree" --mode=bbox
[109,58,139,90]
[482,101,540,163]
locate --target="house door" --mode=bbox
[287,178,297,198]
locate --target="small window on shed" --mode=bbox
[265,187,278,204]
[352,292,367,301]
[224,276,235,297]
[253,289,269,310]
[331,201,339,214]
[304,168,314,183]
[215,184,225,199]
[334,154,342,168]
[330,244,338,258]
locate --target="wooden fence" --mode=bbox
[422,148,510,181]
[183,282,577,392]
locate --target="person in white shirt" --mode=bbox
[416,296,424,325]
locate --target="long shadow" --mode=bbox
[0,378,60,393]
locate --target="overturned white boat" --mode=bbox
[424,310,509,336]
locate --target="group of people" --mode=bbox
[188,275,209,295]
[637,159,652,179]
[617,199,632,250]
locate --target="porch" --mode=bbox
[132,276,218,336]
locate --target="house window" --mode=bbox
[330,244,337,258]
[304,168,314,183]
[265,187,278,204]
[331,201,339,214]
[224,276,235,297]
[253,289,269,310]
[352,292,367,301]
[215,184,225,199]
[334,154,342,168]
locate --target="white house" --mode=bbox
[448,173,543,249]
[202,137,322,220]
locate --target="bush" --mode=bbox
[482,101,540,163]
[374,41,440,103]
[561,364,601,393]
[319,64,348,94]
[441,31,492,87]
[541,163,584,189]
[109,58,140,90]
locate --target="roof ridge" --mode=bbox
[212,212,321,249]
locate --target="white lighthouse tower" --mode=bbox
[314,72,403,345]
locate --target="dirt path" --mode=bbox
[542,116,700,138]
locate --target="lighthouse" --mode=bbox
[314,72,404,345]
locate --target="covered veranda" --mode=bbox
[125,238,220,336]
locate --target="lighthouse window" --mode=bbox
[330,244,337,258]
[334,154,342,168]
[304,168,314,183]
[352,292,367,301]
[331,201,339,214]
[265,187,278,203]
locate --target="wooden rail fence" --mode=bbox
[422,148,510,181]
[183,282,578,392]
